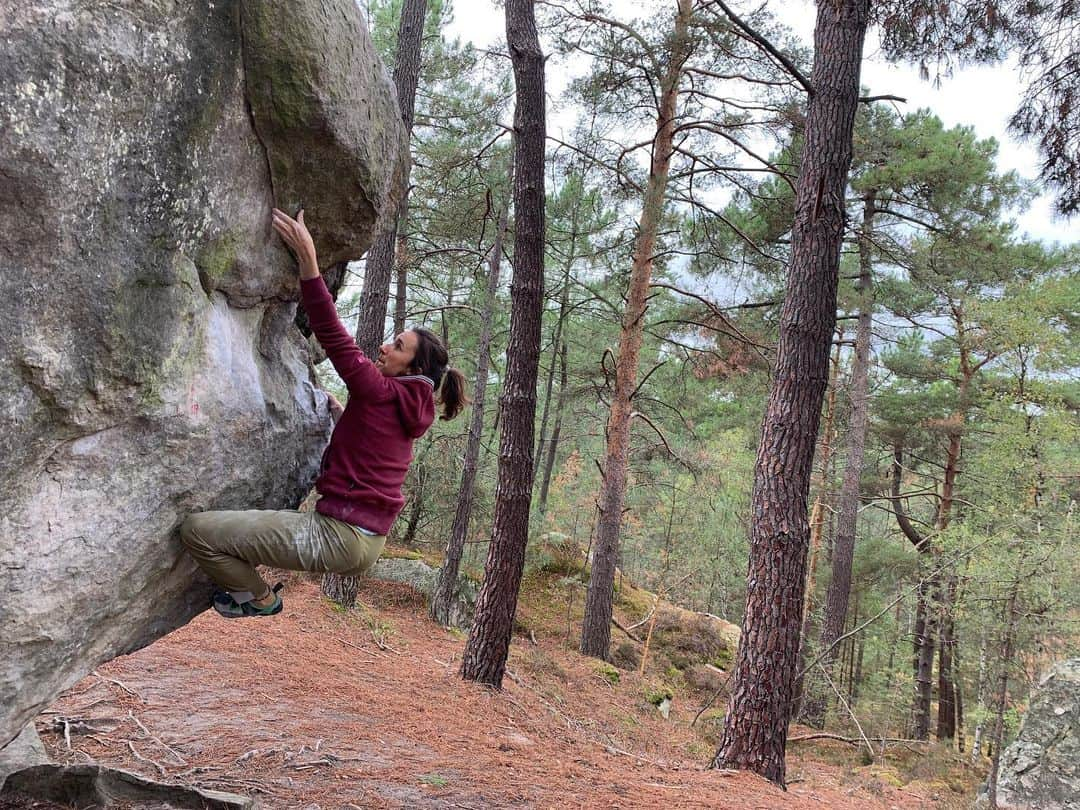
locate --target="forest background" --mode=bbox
[315,0,1078,794]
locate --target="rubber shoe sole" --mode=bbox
[212,583,284,619]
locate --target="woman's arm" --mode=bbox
[272,209,393,400]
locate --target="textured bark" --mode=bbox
[580,0,692,661]
[353,0,428,357]
[794,339,842,726]
[807,194,876,727]
[987,571,1021,808]
[324,0,429,605]
[538,342,568,514]
[430,162,512,626]
[711,0,869,786]
[893,442,937,740]
[937,573,959,741]
[401,460,426,546]
[934,428,962,740]
[394,199,411,337]
[534,250,574,481]
[459,0,545,687]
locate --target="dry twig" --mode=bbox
[126,740,167,777]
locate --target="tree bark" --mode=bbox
[459,0,545,687]
[538,341,568,514]
[353,0,428,357]
[324,0,429,607]
[580,0,692,661]
[937,572,959,741]
[534,246,574,482]
[794,338,842,726]
[394,200,411,337]
[893,441,937,740]
[808,193,876,727]
[430,157,513,626]
[711,0,870,786]
[987,569,1021,809]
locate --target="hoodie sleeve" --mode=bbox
[299,276,394,401]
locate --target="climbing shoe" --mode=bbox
[211,582,284,619]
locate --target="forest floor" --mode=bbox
[16,564,981,809]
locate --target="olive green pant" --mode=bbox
[179,509,386,603]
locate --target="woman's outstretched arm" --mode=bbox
[272,208,392,400]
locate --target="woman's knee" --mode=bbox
[178,513,210,551]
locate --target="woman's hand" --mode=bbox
[272,208,320,280]
[326,392,345,423]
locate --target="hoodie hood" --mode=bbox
[392,374,436,438]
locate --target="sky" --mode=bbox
[442,0,1077,246]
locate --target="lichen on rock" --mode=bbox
[994,658,1080,810]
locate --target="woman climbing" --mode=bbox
[180,208,467,618]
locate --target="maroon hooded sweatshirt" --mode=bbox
[300,276,434,535]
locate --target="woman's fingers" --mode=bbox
[271,206,318,275]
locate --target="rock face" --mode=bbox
[996,658,1080,809]
[0,0,407,750]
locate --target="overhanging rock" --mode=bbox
[0,0,407,749]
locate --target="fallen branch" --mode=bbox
[126,740,167,777]
[93,671,143,700]
[338,638,381,661]
[691,671,733,727]
[626,603,658,632]
[611,616,642,642]
[788,732,927,746]
[817,662,874,761]
[128,711,186,764]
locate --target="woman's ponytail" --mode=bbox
[411,327,470,420]
[437,367,469,421]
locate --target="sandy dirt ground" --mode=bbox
[11,574,951,809]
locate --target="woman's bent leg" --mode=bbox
[180,510,317,601]
[180,510,386,601]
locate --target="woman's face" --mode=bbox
[376,330,420,377]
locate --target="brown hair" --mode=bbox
[411,327,469,420]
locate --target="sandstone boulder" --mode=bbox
[995,658,1080,809]
[0,0,407,751]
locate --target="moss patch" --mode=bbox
[595,662,620,686]
[194,230,241,295]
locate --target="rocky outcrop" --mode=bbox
[369,557,478,628]
[0,0,407,751]
[2,764,254,809]
[995,658,1080,809]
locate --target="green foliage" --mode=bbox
[595,661,620,685]
[326,0,1080,775]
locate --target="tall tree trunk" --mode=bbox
[808,193,876,727]
[459,0,545,687]
[711,0,870,786]
[538,341,568,514]
[534,224,576,482]
[401,462,426,545]
[971,628,989,760]
[431,157,513,626]
[955,631,965,752]
[987,570,1021,809]
[934,425,962,740]
[794,338,842,726]
[353,0,428,357]
[894,441,937,740]
[324,0,429,607]
[911,576,938,739]
[937,572,959,741]
[393,199,411,337]
[580,0,692,660]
